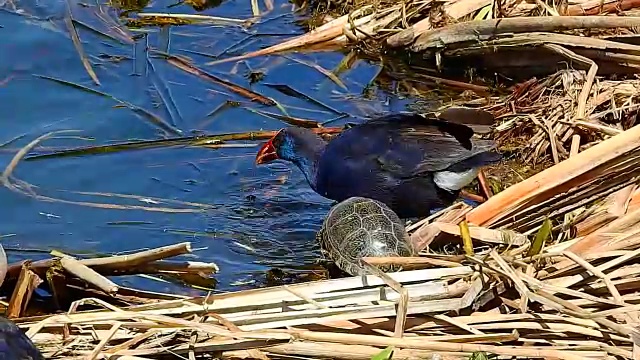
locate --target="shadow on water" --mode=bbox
[0,0,420,293]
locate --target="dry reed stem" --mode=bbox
[64,0,100,86]
[467,122,640,227]
[410,16,640,51]
[285,329,592,359]
[205,10,360,65]
[60,256,119,296]
[6,242,197,281]
[7,263,42,319]
[360,259,409,338]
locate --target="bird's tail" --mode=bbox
[436,107,495,134]
[462,150,502,168]
[448,143,502,172]
[433,140,502,191]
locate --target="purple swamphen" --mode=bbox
[255,108,502,219]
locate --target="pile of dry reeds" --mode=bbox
[1,242,219,320]
[12,122,640,359]
[481,69,640,164]
[209,0,640,69]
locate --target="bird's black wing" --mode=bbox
[322,113,496,179]
[365,113,476,150]
[434,107,496,134]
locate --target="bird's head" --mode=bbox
[255,127,326,166]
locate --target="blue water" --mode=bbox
[0,0,415,293]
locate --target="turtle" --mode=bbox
[316,196,416,276]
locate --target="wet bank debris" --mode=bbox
[1,240,219,322]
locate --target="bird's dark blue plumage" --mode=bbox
[0,317,43,360]
[256,109,502,218]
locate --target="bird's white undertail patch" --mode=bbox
[434,168,480,191]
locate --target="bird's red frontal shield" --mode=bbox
[255,138,279,164]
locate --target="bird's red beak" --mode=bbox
[255,138,279,165]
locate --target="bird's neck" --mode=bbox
[291,141,325,189]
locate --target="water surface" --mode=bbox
[0,0,416,292]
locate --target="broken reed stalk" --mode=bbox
[542,44,598,121]
[360,259,408,338]
[7,262,42,318]
[87,322,121,359]
[59,256,119,296]
[205,10,358,65]
[404,16,640,51]
[1,130,78,183]
[165,56,275,106]
[64,1,100,86]
[573,185,636,237]
[545,207,640,273]
[207,312,270,360]
[111,260,220,274]
[410,204,472,251]
[26,127,343,161]
[568,206,640,256]
[566,0,640,14]
[136,12,246,25]
[466,124,640,227]
[361,256,462,268]
[228,341,459,360]
[81,242,193,269]
[283,330,588,360]
[6,242,194,279]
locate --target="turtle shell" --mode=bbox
[317,197,415,276]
